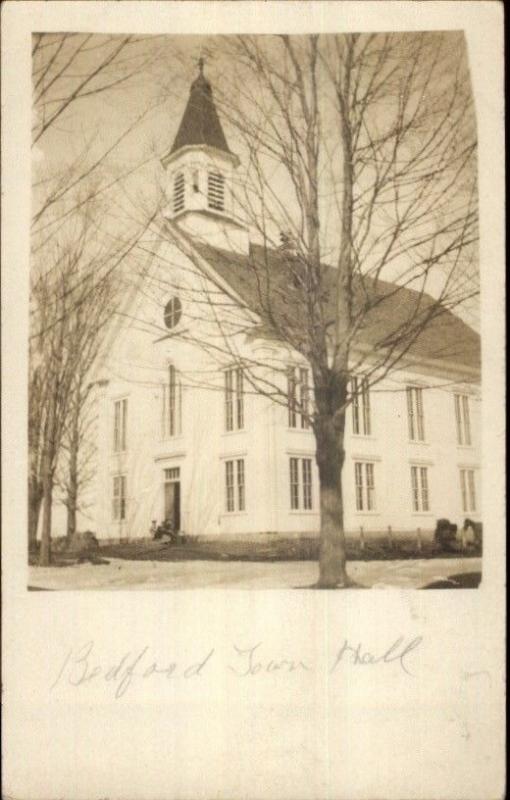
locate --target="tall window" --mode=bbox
[288,366,311,429]
[112,475,127,521]
[225,459,245,512]
[410,465,430,512]
[208,172,225,211]
[225,367,244,431]
[406,386,425,441]
[460,468,477,513]
[113,398,127,452]
[454,394,472,445]
[173,172,185,213]
[351,376,371,435]
[162,365,181,437]
[354,462,376,511]
[289,457,313,510]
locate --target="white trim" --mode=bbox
[219,512,248,519]
[154,452,186,462]
[219,450,248,460]
[161,143,240,170]
[354,511,381,517]
[351,453,382,462]
[289,511,320,517]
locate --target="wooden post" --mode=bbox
[387,525,394,550]
[359,525,365,551]
[417,527,422,553]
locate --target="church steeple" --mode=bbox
[169,58,231,156]
[161,61,248,254]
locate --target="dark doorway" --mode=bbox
[164,468,181,531]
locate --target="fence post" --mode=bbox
[387,525,394,550]
[359,525,365,552]
[416,527,422,553]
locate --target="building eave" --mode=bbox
[161,144,240,170]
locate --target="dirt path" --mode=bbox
[28,557,482,591]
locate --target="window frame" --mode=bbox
[460,468,477,512]
[289,456,314,511]
[225,367,244,432]
[410,465,430,512]
[454,393,472,446]
[354,461,376,512]
[224,458,246,513]
[406,386,425,442]
[113,397,128,453]
[287,365,311,430]
[112,474,127,521]
[162,364,182,438]
[163,297,182,330]
[351,376,371,436]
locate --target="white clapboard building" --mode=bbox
[88,64,481,542]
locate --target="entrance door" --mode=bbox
[164,468,181,531]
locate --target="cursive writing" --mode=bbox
[228,643,311,676]
[330,636,423,675]
[50,635,424,698]
[51,640,215,699]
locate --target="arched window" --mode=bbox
[164,297,182,329]
[173,172,185,213]
[207,172,225,211]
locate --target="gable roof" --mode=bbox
[193,242,481,374]
[169,66,231,156]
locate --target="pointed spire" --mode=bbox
[170,60,231,155]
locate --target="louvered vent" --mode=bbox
[207,172,225,211]
[173,172,185,213]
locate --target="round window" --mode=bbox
[164,297,182,329]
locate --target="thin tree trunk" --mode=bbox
[66,402,80,540]
[39,391,57,567]
[39,470,53,566]
[28,477,43,551]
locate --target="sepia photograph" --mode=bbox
[2,4,505,800]
[28,29,482,591]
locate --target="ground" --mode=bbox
[28,556,481,590]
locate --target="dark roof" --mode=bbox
[193,242,480,373]
[170,64,231,155]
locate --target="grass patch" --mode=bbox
[95,536,481,564]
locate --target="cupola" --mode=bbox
[161,59,248,254]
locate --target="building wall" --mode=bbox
[79,236,481,543]
[91,338,480,542]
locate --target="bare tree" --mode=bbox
[30,33,164,559]
[32,34,166,228]
[55,273,113,541]
[145,33,478,586]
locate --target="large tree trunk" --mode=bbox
[314,373,349,588]
[28,476,43,551]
